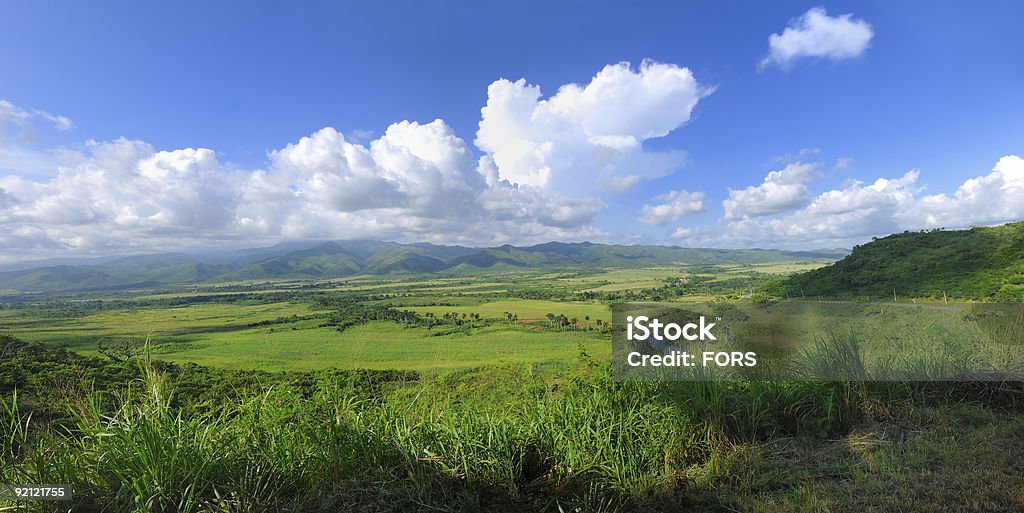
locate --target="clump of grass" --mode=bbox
[71,367,224,511]
[799,331,870,381]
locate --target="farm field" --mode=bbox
[4,259,1016,377]
[0,263,822,371]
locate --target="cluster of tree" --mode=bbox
[573,291,623,301]
[316,296,494,333]
[423,311,484,328]
[573,274,779,303]
[247,314,323,328]
[542,313,606,332]
[504,288,568,300]
[320,301,427,332]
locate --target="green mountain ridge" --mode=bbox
[0,240,845,293]
[775,221,1024,301]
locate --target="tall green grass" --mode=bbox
[1,353,862,513]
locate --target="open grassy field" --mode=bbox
[0,301,325,353]
[0,266,738,371]
[154,322,608,372]
[0,296,610,372]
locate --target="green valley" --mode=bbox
[2,229,1022,512]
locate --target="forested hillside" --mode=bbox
[777,222,1024,300]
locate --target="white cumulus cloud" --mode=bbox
[0,139,238,252]
[723,162,820,219]
[760,7,874,70]
[912,155,1024,228]
[640,190,705,225]
[475,60,713,192]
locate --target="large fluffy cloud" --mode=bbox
[475,60,713,191]
[232,121,604,244]
[261,122,483,217]
[0,117,608,260]
[0,139,239,254]
[760,7,873,70]
[723,162,819,219]
[912,155,1024,228]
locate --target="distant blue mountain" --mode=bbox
[0,240,843,293]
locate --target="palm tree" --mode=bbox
[584,315,591,331]
[570,317,579,330]
[556,314,568,330]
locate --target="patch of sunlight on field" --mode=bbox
[155,321,608,372]
[2,302,611,371]
[328,279,456,292]
[2,302,325,353]
[134,289,302,300]
[748,261,831,274]
[555,268,678,292]
[672,294,719,303]
[327,276,518,293]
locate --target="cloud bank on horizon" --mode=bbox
[679,155,1024,249]
[0,6,1021,262]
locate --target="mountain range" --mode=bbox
[0,240,848,293]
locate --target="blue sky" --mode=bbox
[1,1,1022,260]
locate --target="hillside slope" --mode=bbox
[777,222,1024,300]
